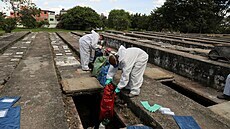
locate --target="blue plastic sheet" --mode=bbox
[173,116,201,129]
[0,106,21,129]
[97,64,110,87]
[0,97,20,110]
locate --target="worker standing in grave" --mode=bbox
[105,45,149,98]
[79,30,104,71]
[217,74,230,100]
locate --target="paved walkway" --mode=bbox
[0,32,68,129]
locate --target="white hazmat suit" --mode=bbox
[79,30,100,70]
[223,74,230,96]
[106,45,149,95]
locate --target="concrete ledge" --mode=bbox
[105,30,214,49]
[143,31,230,44]
[209,101,230,121]
[0,32,30,54]
[116,77,230,129]
[102,34,230,91]
[133,31,229,45]
[61,76,102,95]
[56,32,80,57]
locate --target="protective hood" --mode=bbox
[117,45,127,62]
[91,30,99,39]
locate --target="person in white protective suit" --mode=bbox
[217,74,230,100]
[79,30,104,71]
[106,45,149,97]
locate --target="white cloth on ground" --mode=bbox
[106,45,149,95]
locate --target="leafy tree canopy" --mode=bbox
[149,0,230,33]
[108,9,131,30]
[0,17,16,33]
[60,6,101,30]
[19,6,40,28]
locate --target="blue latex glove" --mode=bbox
[105,79,112,85]
[115,88,120,93]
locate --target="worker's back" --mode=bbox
[120,47,148,66]
[79,33,93,45]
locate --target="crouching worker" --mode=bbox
[79,30,104,71]
[105,45,149,98]
[217,74,230,100]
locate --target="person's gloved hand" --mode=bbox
[115,87,120,93]
[105,79,112,85]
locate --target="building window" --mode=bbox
[44,11,47,14]
[10,12,14,15]
[50,18,54,21]
[44,19,47,21]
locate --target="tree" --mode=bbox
[100,13,107,29]
[108,9,131,30]
[219,16,230,33]
[0,12,4,24]
[1,18,16,33]
[1,0,35,16]
[130,13,140,30]
[19,6,40,28]
[0,12,16,33]
[149,0,230,33]
[130,13,150,30]
[60,6,101,30]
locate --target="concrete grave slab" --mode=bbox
[51,41,56,44]
[114,67,174,82]
[144,67,174,81]
[56,53,63,56]
[65,50,71,53]
[10,58,20,62]
[16,52,24,55]
[26,41,31,44]
[209,101,230,121]
[11,47,17,49]
[75,68,92,76]
[55,56,80,66]
[61,77,102,94]
[66,53,72,55]
[63,45,69,50]
[23,38,28,41]
[14,55,23,58]
[21,47,27,49]
[3,53,13,56]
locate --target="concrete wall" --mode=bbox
[104,35,230,91]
